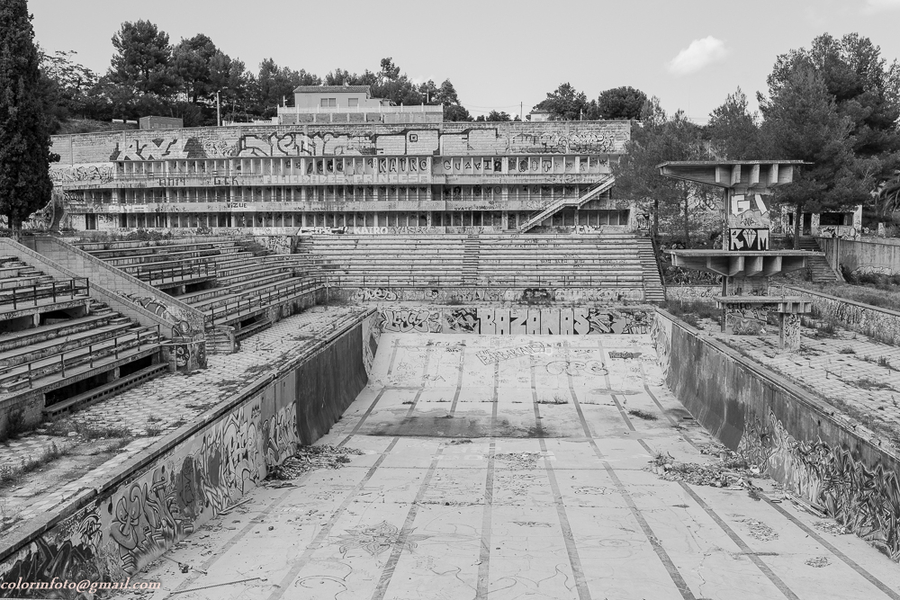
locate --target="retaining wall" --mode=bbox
[653,309,900,559]
[820,237,900,277]
[377,305,652,335]
[781,285,900,347]
[0,310,378,588]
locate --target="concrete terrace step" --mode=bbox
[191,276,320,312]
[43,363,169,418]
[180,271,300,304]
[0,331,160,391]
[75,237,247,252]
[0,275,55,290]
[101,246,244,268]
[85,242,235,260]
[0,313,124,353]
[0,265,42,279]
[0,322,138,368]
[204,281,324,326]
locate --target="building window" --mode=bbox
[321,98,336,107]
[348,98,359,107]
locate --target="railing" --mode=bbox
[323,273,644,288]
[2,325,160,390]
[204,276,327,326]
[277,104,443,115]
[0,278,90,310]
[517,176,616,233]
[136,262,214,284]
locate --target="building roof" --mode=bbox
[293,85,371,94]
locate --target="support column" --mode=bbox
[779,313,801,351]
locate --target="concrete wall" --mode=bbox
[820,237,900,277]
[377,306,651,335]
[653,309,900,560]
[664,285,720,302]
[781,284,900,346]
[25,236,206,338]
[51,121,631,166]
[0,311,377,586]
[334,287,646,305]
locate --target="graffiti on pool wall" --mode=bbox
[110,464,195,574]
[738,409,900,561]
[377,307,651,335]
[0,386,304,583]
[379,308,444,333]
[352,288,400,302]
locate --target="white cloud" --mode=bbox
[667,36,728,76]
[863,0,900,14]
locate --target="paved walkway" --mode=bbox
[711,322,900,443]
[119,333,900,600]
[0,306,368,542]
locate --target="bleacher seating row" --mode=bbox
[0,255,163,416]
[74,238,325,335]
[296,233,665,302]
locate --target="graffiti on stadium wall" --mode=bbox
[49,163,114,186]
[50,122,630,166]
[378,307,651,335]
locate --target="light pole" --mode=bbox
[216,90,222,127]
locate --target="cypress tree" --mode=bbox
[0,0,55,230]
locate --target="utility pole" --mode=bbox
[216,91,221,127]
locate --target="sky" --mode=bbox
[30,0,900,123]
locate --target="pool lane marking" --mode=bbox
[475,360,499,599]
[530,355,593,600]
[563,340,697,600]
[267,437,403,600]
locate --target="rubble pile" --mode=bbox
[494,451,543,469]
[648,444,764,494]
[266,445,363,481]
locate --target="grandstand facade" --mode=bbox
[49,119,635,234]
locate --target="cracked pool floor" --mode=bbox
[119,333,900,600]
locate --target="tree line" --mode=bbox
[8,5,900,238]
[40,20,480,130]
[608,33,900,247]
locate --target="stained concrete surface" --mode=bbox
[119,333,900,600]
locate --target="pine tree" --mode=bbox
[0,0,55,230]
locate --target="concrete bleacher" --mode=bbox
[297,232,665,302]
[77,237,324,338]
[0,258,165,419]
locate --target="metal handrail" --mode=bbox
[320,273,642,288]
[204,276,326,326]
[4,277,90,310]
[9,327,161,388]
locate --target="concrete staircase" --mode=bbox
[462,235,480,285]
[517,176,615,233]
[800,238,842,283]
[638,242,666,303]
